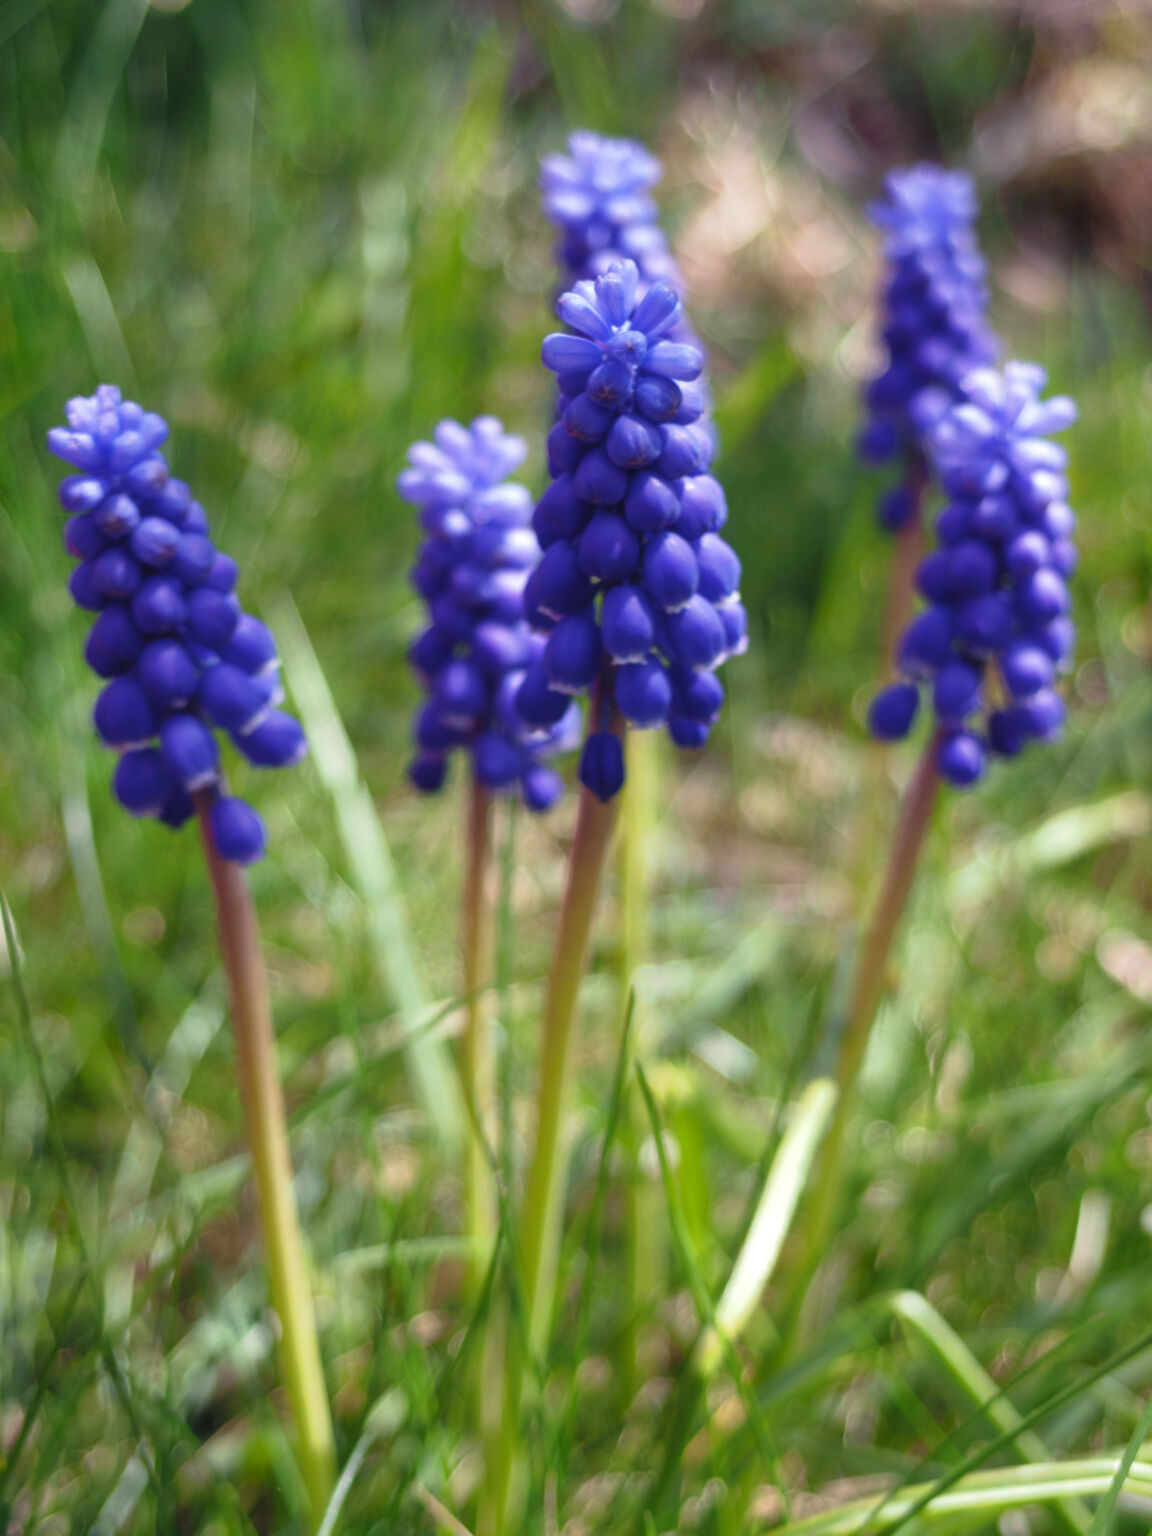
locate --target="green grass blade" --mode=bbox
[697,1077,837,1375]
[890,1290,1091,1536]
[1084,1390,1152,1536]
[770,1458,1152,1536]
[270,591,463,1150]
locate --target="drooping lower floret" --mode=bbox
[49,385,306,863]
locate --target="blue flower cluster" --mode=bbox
[401,417,576,811]
[519,259,745,801]
[539,130,682,289]
[49,385,305,864]
[869,363,1078,786]
[860,164,998,531]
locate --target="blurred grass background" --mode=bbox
[3,0,1152,1530]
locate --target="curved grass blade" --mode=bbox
[270,591,463,1150]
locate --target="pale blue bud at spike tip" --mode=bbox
[539,130,679,290]
[539,129,709,373]
[517,258,745,798]
[860,164,999,529]
[868,362,1079,787]
[400,415,575,812]
[48,384,306,862]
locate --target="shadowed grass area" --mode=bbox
[3,0,1152,1531]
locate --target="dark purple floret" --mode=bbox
[868,362,1079,787]
[49,384,306,864]
[400,417,578,810]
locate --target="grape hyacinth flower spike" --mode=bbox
[50,386,306,865]
[520,258,745,800]
[869,361,1078,786]
[861,165,999,670]
[400,415,578,813]
[47,385,335,1519]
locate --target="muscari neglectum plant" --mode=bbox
[793,337,1079,1315]
[48,386,336,1523]
[401,414,577,1300]
[539,130,722,1389]
[482,250,745,1530]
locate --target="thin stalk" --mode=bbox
[461,775,497,1295]
[881,460,928,676]
[858,461,928,896]
[485,754,620,1534]
[618,727,661,1403]
[520,776,619,1357]
[194,796,336,1527]
[791,735,941,1326]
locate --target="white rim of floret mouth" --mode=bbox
[112,736,159,753]
[236,701,277,737]
[182,766,220,792]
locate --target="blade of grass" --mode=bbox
[889,1290,1090,1536]
[52,0,150,195]
[859,1326,1152,1536]
[766,1458,1152,1536]
[635,1061,785,1531]
[59,713,149,1073]
[1084,1389,1152,1536]
[696,1078,837,1376]
[0,882,169,1516]
[270,591,462,1150]
[554,991,636,1468]
[315,1390,407,1536]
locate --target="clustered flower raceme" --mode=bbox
[869,362,1078,786]
[401,417,577,811]
[539,130,683,290]
[49,386,306,864]
[517,258,745,801]
[860,164,998,531]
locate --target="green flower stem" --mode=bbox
[881,460,928,676]
[195,796,337,1528]
[791,733,941,1320]
[462,774,497,1295]
[619,726,661,1402]
[485,749,619,1535]
[520,774,619,1359]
